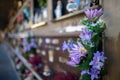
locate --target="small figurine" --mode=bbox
[23,7,30,21]
[22,20,29,29]
[34,12,42,24]
[66,0,78,12]
[55,0,62,18]
[43,65,53,77]
[80,0,91,9]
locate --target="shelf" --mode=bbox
[8,43,43,80]
[9,0,30,25]
[14,53,42,80]
[14,21,47,33]
[8,0,46,32]
[53,6,98,22]
[8,0,31,31]
[31,21,47,29]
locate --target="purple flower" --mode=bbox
[21,38,28,46]
[70,42,87,56]
[24,45,31,52]
[62,41,74,51]
[81,70,89,76]
[31,38,35,42]
[70,53,81,64]
[67,52,81,67]
[89,51,106,80]
[67,42,87,67]
[29,42,37,48]
[79,28,92,43]
[84,8,103,19]
[23,38,27,42]
[62,41,69,51]
[94,52,107,62]
[89,68,100,80]
[67,60,78,67]
[90,58,103,70]
[68,41,74,49]
[90,51,106,70]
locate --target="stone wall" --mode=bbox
[103,0,120,80]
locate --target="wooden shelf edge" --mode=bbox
[8,0,31,32]
[9,44,43,80]
[9,0,30,25]
[53,6,99,22]
[10,21,47,33]
[16,53,43,80]
[31,21,47,29]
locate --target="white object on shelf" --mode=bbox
[52,39,59,44]
[48,50,54,62]
[45,38,51,44]
[66,2,78,12]
[55,0,62,18]
[42,7,48,19]
[41,50,46,56]
[55,6,62,18]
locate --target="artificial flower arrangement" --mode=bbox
[62,8,107,80]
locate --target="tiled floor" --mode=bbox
[0,43,20,80]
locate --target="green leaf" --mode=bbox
[79,74,91,80]
[38,0,47,7]
[80,19,89,26]
[100,68,107,76]
[76,51,93,70]
[76,61,90,70]
[77,38,91,50]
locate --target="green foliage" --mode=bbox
[77,38,91,50]
[38,0,47,7]
[24,48,36,59]
[76,34,94,71]
[76,50,93,70]
[80,18,89,25]
[79,74,91,80]
[65,9,107,80]
[91,33,101,51]
[80,19,105,34]
[100,68,107,77]
[78,15,107,80]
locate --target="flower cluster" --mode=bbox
[22,37,37,52]
[68,42,87,67]
[85,8,103,20]
[79,28,92,43]
[90,51,106,70]
[81,51,106,80]
[62,8,107,80]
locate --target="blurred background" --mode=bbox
[0,0,120,80]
